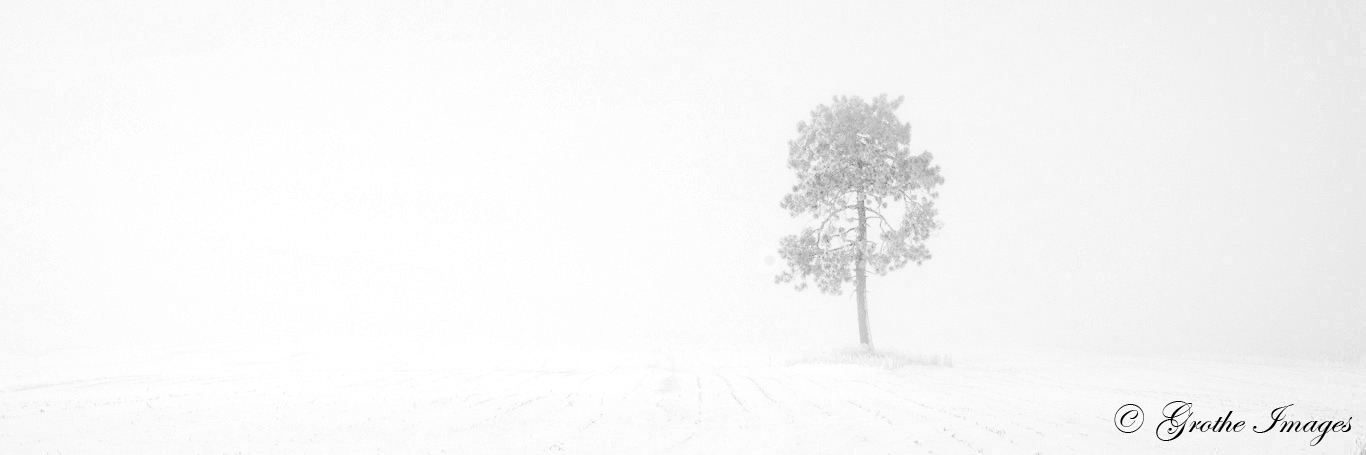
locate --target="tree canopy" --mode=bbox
[776,95,944,340]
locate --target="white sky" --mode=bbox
[2,0,1363,359]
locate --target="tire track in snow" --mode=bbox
[576,368,652,432]
[852,378,1062,454]
[753,370,971,453]
[666,373,706,447]
[843,399,893,425]
[460,395,548,431]
[715,373,748,412]
[757,375,832,417]
[738,374,776,404]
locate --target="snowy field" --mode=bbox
[3,346,1363,455]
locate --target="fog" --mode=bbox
[2,0,1363,362]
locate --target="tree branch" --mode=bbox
[814,204,861,232]
[822,243,854,253]
[863,206,896,232]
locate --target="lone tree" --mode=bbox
[776,95,944,350]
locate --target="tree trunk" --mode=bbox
[855,194,872,350]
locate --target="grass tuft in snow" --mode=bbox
[793,347,954,370]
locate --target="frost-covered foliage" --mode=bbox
[776,95,944,294]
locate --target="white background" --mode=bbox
[3,0,1363,361]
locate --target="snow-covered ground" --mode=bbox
[2,346,1363,454]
